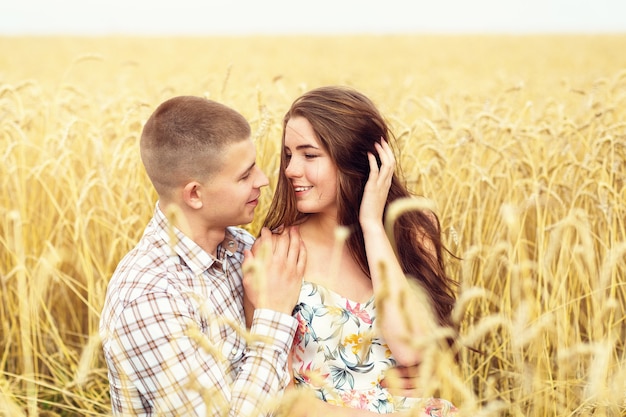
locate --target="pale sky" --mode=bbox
[2,0,626,35]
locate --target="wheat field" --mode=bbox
[1,35,625,416]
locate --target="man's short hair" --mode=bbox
[140,96,251,199]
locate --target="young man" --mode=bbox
[99,96,305,417]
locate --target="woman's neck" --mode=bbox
[300,213,340,243]
[299,213,373,303]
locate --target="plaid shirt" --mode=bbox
[100,203,297,417]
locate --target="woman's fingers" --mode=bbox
[293,227,307,280]
[372,139,394,185]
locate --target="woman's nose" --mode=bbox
[285,159,301,178]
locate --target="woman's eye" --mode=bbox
[305,154,318,159]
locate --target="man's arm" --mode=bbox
[108,290,296,417]
[232,308,297,415]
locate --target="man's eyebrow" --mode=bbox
[237,161,256,177]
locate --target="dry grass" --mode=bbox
[1,35,625,416]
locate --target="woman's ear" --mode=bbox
[182,181,203,210]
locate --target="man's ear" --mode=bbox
[182,181,203,210]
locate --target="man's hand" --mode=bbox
[243,226,306,317]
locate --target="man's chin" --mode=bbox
[238,213,255,226]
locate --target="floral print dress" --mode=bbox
[291,281,457,415]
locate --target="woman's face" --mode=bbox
[283,115,338,217]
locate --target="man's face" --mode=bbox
[198,138,269,228]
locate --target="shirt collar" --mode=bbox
[153,202,243,276]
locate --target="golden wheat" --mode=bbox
[1,35,625,416]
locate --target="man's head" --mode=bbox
[140,96,251,200]
[140,96,268,229]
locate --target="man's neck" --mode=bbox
[190,227,227,258]
[159,201,226,257]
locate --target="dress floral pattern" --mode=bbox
[291,281,458,415]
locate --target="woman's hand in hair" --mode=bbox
[359,139,395,231]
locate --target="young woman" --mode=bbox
[262,86,459,416]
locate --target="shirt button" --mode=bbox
[231,347,238,356]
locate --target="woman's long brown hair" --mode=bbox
[263,86,457,329]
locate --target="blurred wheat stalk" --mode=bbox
[1,37,625,416]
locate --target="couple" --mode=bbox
[99,86,459,417]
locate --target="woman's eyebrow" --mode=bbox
[294,144,319,151]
